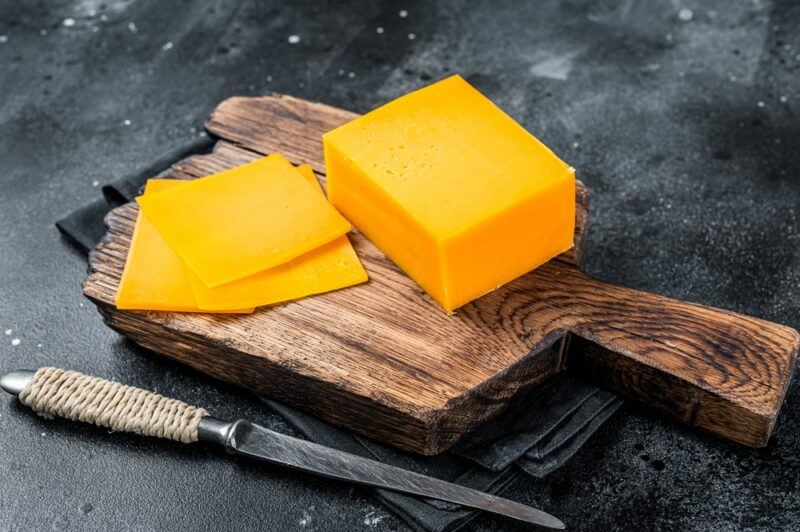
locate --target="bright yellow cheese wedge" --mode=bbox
[184,165,368,310]
[115,180,253,313]
[324,74,575,313]
[136,153,351,287]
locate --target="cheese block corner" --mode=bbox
[323,74,575,312]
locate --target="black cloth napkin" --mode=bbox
[57,137,622,532]
[266,371,622,532]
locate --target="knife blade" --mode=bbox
[215,419,564,528]
[2,368,565,529]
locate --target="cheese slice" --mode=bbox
[323,74,575,312]
[115,180,253,313]
[136,153,352,287]
[185,165,368,310]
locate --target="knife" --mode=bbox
[1,368,564,529]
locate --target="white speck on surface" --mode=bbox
[408,33,416,40]
[127,22,138,33]
[161,41,173,51]
[780,95,787,102]
[348,71,355,78]
[123,119,131,126]
[92,180,99,187]
[91,26,99,33]
[266,75,273,82]
[376,26,384,34]
[88,9,97,17]
[363,511,386,526]
[79,302,84,307]
[100,14,108,22]
[11,338,20,346]
[678,8,693,22]
[37,343,42,348]
[573,142,580,148]
[63,18,76,27]
[287,34,300,44]
[665,33,673,42]
[40,29,48,36]
[337,69,344,76]
[41,432,46,437]
[0,35,7,43]
[399,9,408,18]
[528,48,584,81]
[298,506,315,527]
[757,101,765,108]
[4,329,10,335]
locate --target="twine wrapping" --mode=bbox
[18,367,207,443]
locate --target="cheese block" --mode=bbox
[185,165,368,310]
[136,153,351,287]
[323,74,575,312]
[115,180,253,313]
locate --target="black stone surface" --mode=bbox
[1,1,798,530]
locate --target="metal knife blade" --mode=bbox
[213,419,565,529]
[1,369,565,529]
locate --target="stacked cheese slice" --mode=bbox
[115,154,368,313]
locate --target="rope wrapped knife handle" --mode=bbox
[14,367,207,443]
[1,367,566,528]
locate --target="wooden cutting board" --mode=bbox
[83,95,799,455]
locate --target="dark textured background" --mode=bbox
[1,1,798,530]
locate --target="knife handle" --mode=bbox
[3,367,207,443]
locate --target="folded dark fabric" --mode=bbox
[56,136,622,532]
[266,399,523,532]
[451,374,598,471]
[267,373,622,531]
[55,198,115,254]
[518,393,623,478]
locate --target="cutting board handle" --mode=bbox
[556,267,799,446]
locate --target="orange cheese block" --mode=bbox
[136,153,351,287]
[323,74,575,313]
[115,180,253,313]
[184,165,368,310]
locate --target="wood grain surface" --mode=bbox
[84,95,799,454]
